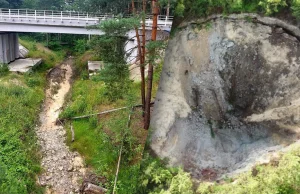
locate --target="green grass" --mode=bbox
[197,145,300,194]
[19,39,66,70]
[0,38,65,193]
[60,52,164,193]
[0,73,45,194]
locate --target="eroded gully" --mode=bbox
[37,58,86,194]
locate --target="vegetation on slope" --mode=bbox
[19,38,66,70]
[0,39,65,193]
[197,145,300,194]
[138,144,300,194]
[60,47,164,193]
[0,74,44,194]
[172,0,300,21]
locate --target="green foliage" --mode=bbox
[75,39,89,54]
[97,18,140,36]
[0,77,45,193]
[19,38,66,70]
[173,0,298,18]
[146,41,167,65]
[259,0,287,15]
[22,0,39,9]
[24,72,43,87]
[175,0,185,17]
[0,0,9,8]
[196,145,300,194]
[0,0,22,8]
[91,36,127,64]
[94,63,131,101]
[0,38,62,193]
[138,153,193,194]
[48,40,62,51]
[65,0,131,14]
[292,0,300,18]
[62,78,144,193]
[0,64,9,77]
[90,18,139,101]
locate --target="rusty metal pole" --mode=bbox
[132,0,146,119]
[144,0,158,130]
[141,0,147,117]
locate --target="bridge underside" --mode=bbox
[0,23,104,35]
[0,32,19,64]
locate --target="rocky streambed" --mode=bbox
[37,59,86,194]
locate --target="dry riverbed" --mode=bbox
[37,58,86,194]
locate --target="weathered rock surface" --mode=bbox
[150,17,300,179]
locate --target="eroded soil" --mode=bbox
[37,58,86,194]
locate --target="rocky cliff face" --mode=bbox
[150,15,300,179]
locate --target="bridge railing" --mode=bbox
[0,8,173,27]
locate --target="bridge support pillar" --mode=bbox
[0,33,19,64]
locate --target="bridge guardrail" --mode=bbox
[0,8,173,28]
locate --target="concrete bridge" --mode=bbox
[0,8,173,63]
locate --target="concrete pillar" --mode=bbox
[0,33,20,64]
[15,33,19,59]
[9,33,15,61]
[0,34,4,64]
[3,34,9,64]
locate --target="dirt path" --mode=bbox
[37,58,86,194]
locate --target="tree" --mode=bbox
[144,0,159,130]
[22,0,39,9]
[0,0,22,8]
[91,18,140,101]
[0,0,9,8]
[38,0,65,10]
[67,0,131,14]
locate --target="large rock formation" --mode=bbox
[150,15,300,179]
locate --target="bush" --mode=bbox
[175,0,296,18]
[196,146,300,194]
[75,39,89,54]
[48,41,62,51]
[138,153,194,194]
[0,64,9,77]
[292,0,300,18]
[259,0,287,15]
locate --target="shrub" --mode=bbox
[292,0,300,18]
[0,64,9,77]
[75,39,89,54]
[259,0,287,15]
[196,146,300,194]
[48,41,62,51]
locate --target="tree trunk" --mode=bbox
[167,0,170,16]
[132,0,146,117]
[141,0,147,117]
[144,0,159,130]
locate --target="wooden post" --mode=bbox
[144,0,159,130]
